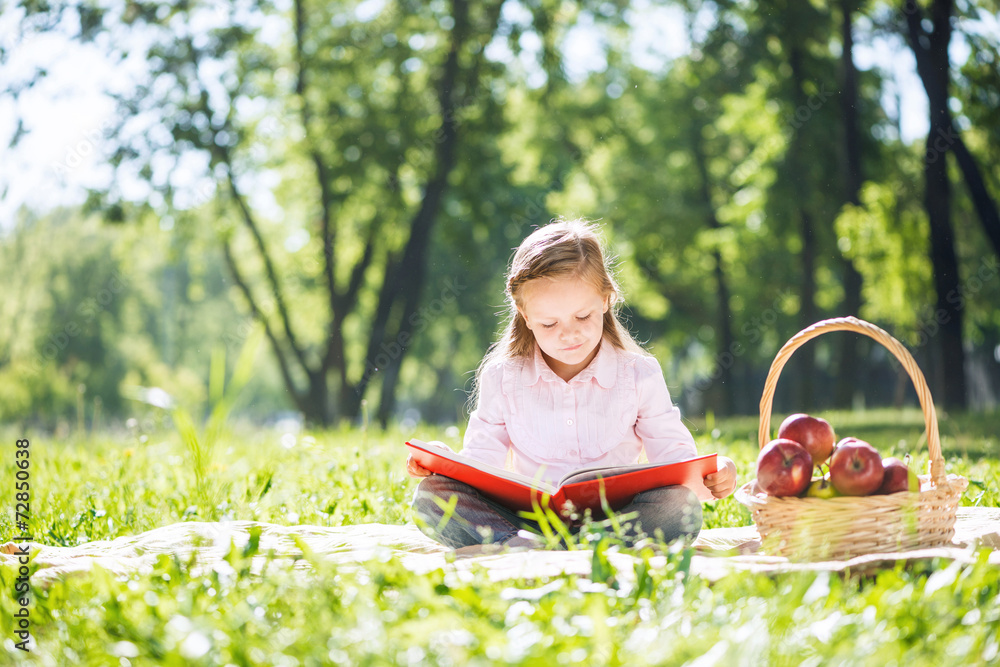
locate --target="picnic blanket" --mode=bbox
[4,507,999,585]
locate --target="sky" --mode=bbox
[0,1,995,232]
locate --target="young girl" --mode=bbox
[407,220,737,549]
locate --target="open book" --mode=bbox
[406,439,717,517]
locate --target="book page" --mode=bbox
[556,455,717,501]
[558,461,678,486]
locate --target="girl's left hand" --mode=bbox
[406,454,434,478]
[704,456,738,499]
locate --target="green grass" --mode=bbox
[2,411,1000,666]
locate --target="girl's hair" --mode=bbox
[470,219,645,408]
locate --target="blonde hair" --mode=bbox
[470,219,645,408]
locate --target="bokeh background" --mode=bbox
[2,0,999,434]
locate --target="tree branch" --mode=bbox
[903,0,999,259]
[903,0,951,108]
[221,237,305,413]
[930,0,953,41]
[323,220,380,382]
[338,221,380,316]
[224,164,310,373]
[902,0,927,47]
[293,0,339,360]
[951,134,1000,258]
[360,0,481,408]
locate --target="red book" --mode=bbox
[406,439,718,518]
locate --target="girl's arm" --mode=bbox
[704,457,738,498]
[458,363,511,468]
[635,357,739,499]
[634,356,699,463]
[406,455,434,478]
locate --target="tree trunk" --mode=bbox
[950,135,1000,258]
[303,369,330,425]
[373,0,492,425]
[924,125,966,408]
[788,44,817,409]
[227,0,478,426]
[691,130,735,416]
[903,0,967,409]
[798,209,818,408]
[834,0,866,408]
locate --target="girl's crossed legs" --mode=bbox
[412,475,702,549]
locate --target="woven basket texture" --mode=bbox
[736,316,968,561]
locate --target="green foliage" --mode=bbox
[1,413,999,664]
[4,0,1000,425]
[170,322,265,506]
[0,212,131,422]
[0,208,291,429]
[6,546,1000,665]
[835,180,934,334]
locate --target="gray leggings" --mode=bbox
[411,475,703,548]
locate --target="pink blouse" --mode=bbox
[460,338,698,485]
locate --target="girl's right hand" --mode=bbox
[406,454,434,478]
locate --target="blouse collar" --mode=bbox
[521,337,618,388]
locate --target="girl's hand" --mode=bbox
[406,454,434,478]
[704,456,737,499]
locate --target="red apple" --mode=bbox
[877,457,919,494]
[756,438,813,497]
[777,413,837,465]
[829,439,884,496]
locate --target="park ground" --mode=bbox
[2,409,999,665]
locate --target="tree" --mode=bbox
[12,0,516,425]
[899,0,967,408]
[832,0,868,408]
[0,207,269,427]
[743,0,849,409]
[677,14,760,417]
[8,0,1000,424]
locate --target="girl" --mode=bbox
[408,220,737,549]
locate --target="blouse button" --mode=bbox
[567,419,574,426]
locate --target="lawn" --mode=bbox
[2,409,999,666]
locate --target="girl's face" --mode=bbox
[518,276,609,382]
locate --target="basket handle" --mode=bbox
[758,316,946,485]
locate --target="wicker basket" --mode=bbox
[735,316,968,561]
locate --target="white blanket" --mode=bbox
[4,508,999,584]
